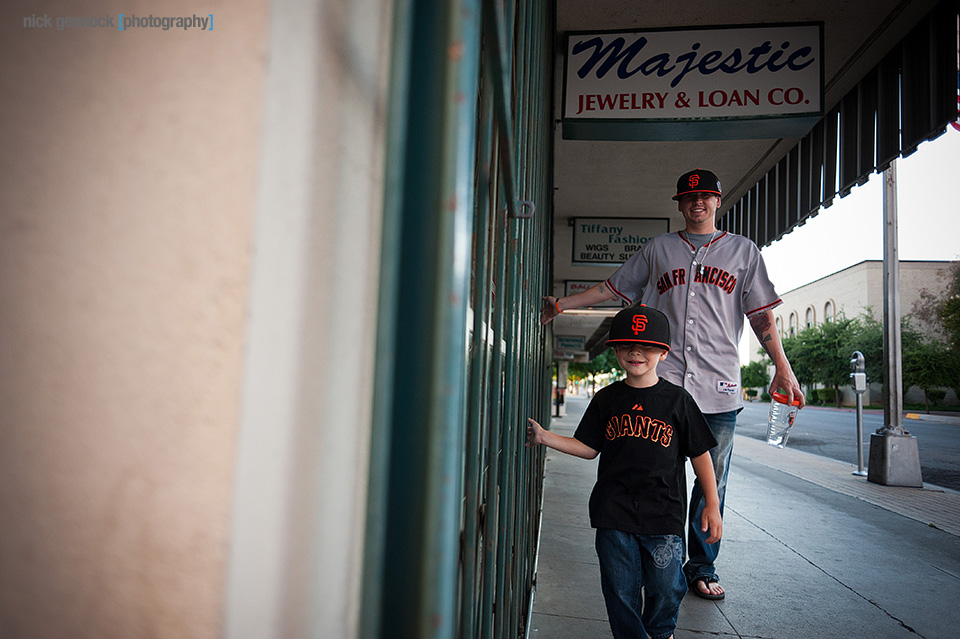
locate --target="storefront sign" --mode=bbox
[563,23,823,140]
[555,335,586,351]
[572,217,669,265]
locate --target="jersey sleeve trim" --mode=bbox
[605,278,633,304]
[746,298,782,317]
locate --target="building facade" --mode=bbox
[747,260,957,405]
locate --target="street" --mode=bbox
[736,402,960,492]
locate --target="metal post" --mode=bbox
[867,161,923,487]
[363,0,486,634]
[855,393,866,474]
[555,360,568,418]
[553,362,560,417]
[881,160,903,435]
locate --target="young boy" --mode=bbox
[527,305,722,639]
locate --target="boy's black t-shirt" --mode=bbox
[574,378,718,536]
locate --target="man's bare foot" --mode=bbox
[690,576,725,600]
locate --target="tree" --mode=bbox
[740,359,770,398]
[847,312,884,384]
[912,261,960,350]
[568,348,621,395]
[911,261,960,401]
[937,266,960,397]
[780,303,960,411]
[781,315,858,406]
[902,339,958,411]
[846,311,959,411]
[780,330,817,390]
[942,294,960,353]
[812,316,860,405]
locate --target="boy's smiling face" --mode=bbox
[613,343,668,387]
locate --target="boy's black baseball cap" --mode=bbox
[606,305,671,351]
[673,168,722,200]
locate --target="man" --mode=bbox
[540,168,804,600]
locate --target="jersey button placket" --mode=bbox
[683,259,702,393]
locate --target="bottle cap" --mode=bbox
[772,391,801,406]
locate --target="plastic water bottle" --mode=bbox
[766,391,801,448]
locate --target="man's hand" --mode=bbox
[540,296,560,325]
[770,367,806,409]
[540,284,619,325]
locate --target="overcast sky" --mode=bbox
[760,127,960,294]
[739,126,960,364]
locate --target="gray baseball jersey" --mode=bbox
[605,231,781,413]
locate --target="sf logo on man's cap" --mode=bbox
[688,174,700,188]
[631,315,648,334]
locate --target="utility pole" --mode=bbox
[867,160,923,487]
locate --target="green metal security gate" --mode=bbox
[362,1,554,638]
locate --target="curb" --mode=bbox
[905,412,960,425]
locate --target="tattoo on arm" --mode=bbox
[750,313,774,353]
[751,313,771,333]
[599,283,605,294]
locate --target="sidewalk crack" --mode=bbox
[730,506,927,638]
[676,628,772,639]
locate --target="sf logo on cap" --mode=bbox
[689,174,700,187]
[631,315,648,334]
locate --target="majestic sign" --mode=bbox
[563,23,823,140]
[572,217,669,265]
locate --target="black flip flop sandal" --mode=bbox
[690,576,725,600]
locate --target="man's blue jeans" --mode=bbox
[595,529,687,639]
[683,409,737,586]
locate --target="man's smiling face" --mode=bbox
[677,192,720,231]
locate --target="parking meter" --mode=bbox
[850,351,866,394]
[850,351,867,475]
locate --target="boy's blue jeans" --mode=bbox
[595,529,687,639]
[683,409,737,586]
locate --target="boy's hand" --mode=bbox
[525,418,545,447]
[701,505,722,544]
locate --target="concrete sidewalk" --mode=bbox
[530,393,960,639]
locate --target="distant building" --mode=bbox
[746,260,956,406]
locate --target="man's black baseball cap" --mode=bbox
[673,168,722,201]
[606,305,671,351]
